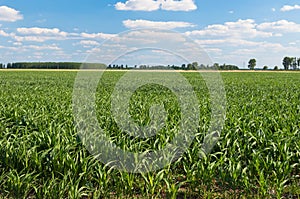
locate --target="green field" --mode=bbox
[0,71,300,198]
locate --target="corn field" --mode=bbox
[0,71,300,198]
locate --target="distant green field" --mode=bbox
[0,71,299,198]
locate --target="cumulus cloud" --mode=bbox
[0,29,10,37]
[123,19,195,29]
[79,40,99,46]
[160,0,197,11]
[186,19,273,38]
[0,6,23,22]
[3,25,117,44]
[0,44,60,52]
[115,0,197,11]
[257,20,300,33]
[74,40,100,48]
[115,0,160,11]
[80,32,116,40]
[280,4,300,12]
[184,18,300,67]
[13,27,69,42]
[195,39,260,47]
[187,19,300,41]
[17,27,68,36]
[25,44,61,51]
[11,27,115,42]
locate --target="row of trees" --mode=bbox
[1,62,239,70]
[282,57,300,70]
[183,62,239,70]
[107,62,239,70]
[5,62,106,69]
[2,57,300,70]
[248,57,300,70]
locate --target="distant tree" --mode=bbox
[199,64,206,69]
[282,57,293,70]
[292,57,297,70]
[212,63,219,69]
[220,64,239,70]
[248,59,256,70]
[274,66,279,70]
[191,62,198,70]
[297,58,300,68]
[140,65,147,69]
[4,62,105,69]
[181,64,186,69]
[263,66,268,70]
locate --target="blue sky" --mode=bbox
[0,0,300,68]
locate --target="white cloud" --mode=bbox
[13,42,22,46]
[13,27,69,42]
[0,45,18,51]
[257,20,300,33]
[0,29,10,37]
[0,6,23,22]
[160,0,197,11]
[123,19,195,29]
[115,0,197,11]
[24,44,61,51]
[205,48,222,54]
[0,44,60,52]
[80,32,116,40]
[13,35,65,42]
[183,19,300,67]
[186,19,273,38]
[79,40,99,46]
[17,27,68,36]
[195,39,259,47]
[280,4,300,12]
[74,40,100,48]
[115,0,160,11]
[14,27,102,43]
[11,27,115,42]
[187,19,300,42]
[83,29,206,65]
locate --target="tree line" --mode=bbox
[3,62,106,69]
[2,57,300,71]
[108,62,239,70]
[248,57,300,70]
[1,62,239,70]
[282,57,300,70]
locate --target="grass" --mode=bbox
[0,70,299,198]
